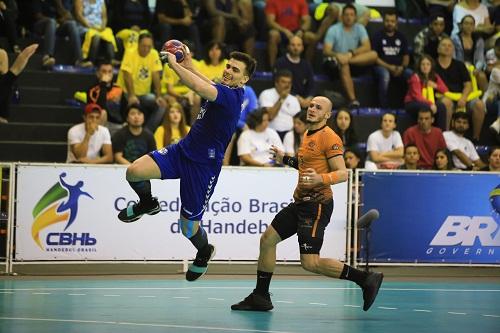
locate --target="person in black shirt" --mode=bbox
[112,104,156,164]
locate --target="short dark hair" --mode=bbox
[274,69,293,82]
[138,32,153,42]
[384,9,398,18]
[96,57,112,68]
[246,108,268,130]
[405,144,419,154]
[418,108,433,117]
[451,112,470,123]
[342,3,357,15]
[127,103,143,115]
[381,112,397,124]
[230,51,257,78]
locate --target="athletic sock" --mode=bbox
[189,227,210,258]
[339,264,369,286]
[255,270,273,296]
[128,180,153,203]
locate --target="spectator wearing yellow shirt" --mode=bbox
[154,102,191,148]
[161,42,201,124]
[197,41,228,82]
[117,32,166,132]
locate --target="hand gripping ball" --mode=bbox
[162,39,185,62]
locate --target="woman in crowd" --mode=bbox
[198,41,228,82]
[433,148,455,170]
[283,110,308,157]
[154,102,190,148]
[329,107,358,148]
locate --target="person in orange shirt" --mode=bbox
[231,96,383,312]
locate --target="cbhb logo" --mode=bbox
[31,172,95,249]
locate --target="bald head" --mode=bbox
[306,96,332,127]
[288,36,304,57]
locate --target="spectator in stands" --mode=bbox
[154,102,190,148]
[452,0,494,36]
[433,148,455,170]
[485,1,499,49]
[198,41,228,82]
[481,146,500,171]
[414,14,449,61]
[344,147,364,169]
[399,144,420,170]
[274,36,315,109]
[66,103,113,164]
[486,37,500,74]
[258,69,301,140]
[451,15,488,92]
[87,58,126,135]
[112,104,156,164]
[161,41,201,125]
[371,10,411,108]
[365,113,404,170]
[323,4,377,108]
[0,0,20,54]
[435,37,485,142]
[110,0,151,55]
[0,44,38,123]
[403,108,447,169]
[484,67,500,136]
[265,0,316,68]
[117,32,166,132]
[283,110,307,157]
[443,112,486,170]
[237,108,284,167]
[154,0,201,55]
[404,54,450,131]
[329,107,358,149]
[425,1,455,35]
[16,0,92,69]
[315,2,371,44]
[238,85,259,130]
[74,0,117,64]
[202,0,255,56]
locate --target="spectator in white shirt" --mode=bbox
[283,110,308,156]
[237,108,284,167]
[258,69,301,140]
[365,112,404,170]
[67,103,113,163]
[443,112,485,170]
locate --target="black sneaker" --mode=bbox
[117,197,160,223]
[185,244,216,281]
[362,272,384,311]
[231,291,274,311]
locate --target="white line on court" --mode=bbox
[378,307,398,310]
[102,295,121,297]
[32,292,51,295]
[0,317,297,333]
[138,296,156,298]
[448,312,467,315]
[275,301,294,304]
[208,297,225,301]
[482,314,500,318]
[413,309,432,313]
[0,291,14,294]
[309,302,328,306]
[343,305,361,308]
[172,296,190,299]
[67,293,86,296]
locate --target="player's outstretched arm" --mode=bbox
[164,52,218,102]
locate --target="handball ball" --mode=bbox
[162,39,185,62]
[490,184,500,216]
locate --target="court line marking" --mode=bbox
[67,293,86,296]
[172,296,190,299]
[102,295,120,297]
[208,298,225,301]
[0,292,14,294]
[0,317,296,333]
[32,292,51,295]
[413,309,432,312]
[138,296,156,298]
[2,287,498,292]
[343,305,361,308]
[482,314,500,318]
[276,301,294,304]
[378,307,398,310]
[309,302,328,306]
[448,312,466,315]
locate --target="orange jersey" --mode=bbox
[293,125,344,203]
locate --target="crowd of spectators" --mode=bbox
[0,0,499,172]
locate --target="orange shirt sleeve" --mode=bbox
[323,130,344,160]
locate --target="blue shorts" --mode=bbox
[149,143,222,220]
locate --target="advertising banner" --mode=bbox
[361,171,500,264]
[15,165,348,261]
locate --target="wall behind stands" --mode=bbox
[14,164,348,262]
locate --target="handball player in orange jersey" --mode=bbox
[231,96,383,312]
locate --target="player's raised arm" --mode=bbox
[164,51,218,102]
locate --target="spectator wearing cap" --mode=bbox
[66,103,113,164]
[112,104,156,164]
[414,14,449,61]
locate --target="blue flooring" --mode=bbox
[1,278,499,333]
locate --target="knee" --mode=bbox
[126,161,141,181]
[259,231,277,250]
[441,97,453,109]
[179,219,198,238]
[300,257,319,273]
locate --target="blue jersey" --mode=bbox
[179,83,243,163]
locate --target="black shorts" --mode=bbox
[271,200,334,254]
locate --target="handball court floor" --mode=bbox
[0,273,499,333]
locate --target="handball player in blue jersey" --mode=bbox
[118,45,257,281]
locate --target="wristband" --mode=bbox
[283,156,299,169]
[321,172,340,185]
